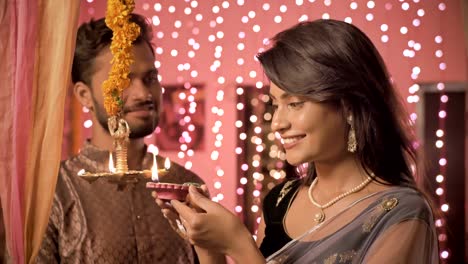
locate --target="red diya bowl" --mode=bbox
[146,182,199,201]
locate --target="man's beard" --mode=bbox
[92,96,158,139]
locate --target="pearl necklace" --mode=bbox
[308,175,373,223]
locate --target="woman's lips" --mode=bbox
[281,136,305,150]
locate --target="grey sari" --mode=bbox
[266,187,439,263]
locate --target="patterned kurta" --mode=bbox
[36,141,204,264]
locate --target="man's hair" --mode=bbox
[71,13,154,85]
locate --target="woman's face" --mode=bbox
[269,83,348,165]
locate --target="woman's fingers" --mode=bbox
[171,200,197,220]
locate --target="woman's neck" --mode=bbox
[313,156,371,195]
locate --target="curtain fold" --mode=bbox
[0,1,80,263]
[24,1,80,263]
[0,0,38,262]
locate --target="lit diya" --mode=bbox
[145,155,201,201]
[78,152,170,186]
[146,182,201,201]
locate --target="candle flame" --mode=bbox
[109,152,116,173]
[151,154,159,181]
[164,157,171,170]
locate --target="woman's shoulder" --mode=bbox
[380,187,431,208]
[265,178,301,202]
[262,178,301,213]
[375,187,434,225]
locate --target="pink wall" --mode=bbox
[76,0,467,212]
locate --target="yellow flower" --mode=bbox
[103,0,140,116]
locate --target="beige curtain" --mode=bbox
[24,1,80,262]
[0,0,80,263]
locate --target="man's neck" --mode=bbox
[90,125,147,170]
[126,138,146,170]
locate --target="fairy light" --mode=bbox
[204,6,227,204]
[83,120,93,128]
[399,2,450,261]
[248,93,267,226]
[433,2,449,262]
[235,83,247,218]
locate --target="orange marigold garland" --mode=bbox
[102,0,140,116]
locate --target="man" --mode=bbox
[36,14,204,263]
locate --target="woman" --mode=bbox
[165,19,439,263]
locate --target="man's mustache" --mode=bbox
[123,100,155,113]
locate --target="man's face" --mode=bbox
[90,43,162,139]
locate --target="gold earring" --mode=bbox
[347,116,357,153]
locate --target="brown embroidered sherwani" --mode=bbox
[36,141,204,264]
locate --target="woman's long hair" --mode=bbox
[257,19,419,189]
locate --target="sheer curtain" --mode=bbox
[0,1,80,263]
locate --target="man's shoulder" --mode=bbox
[166,160,204,185]
[53,155,87,208]
[56,155,82,185]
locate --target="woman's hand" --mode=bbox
[152,191,187,239]
[171,186,265,263]
[153,185,210,239]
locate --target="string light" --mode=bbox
[434,3,449,262]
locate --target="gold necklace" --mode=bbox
[308,175,373,223]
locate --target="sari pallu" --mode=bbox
[266,187,439,264]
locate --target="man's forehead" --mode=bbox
[129,60,157,73]
[94,47,156,71]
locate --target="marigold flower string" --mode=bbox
[102,0,140,116]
